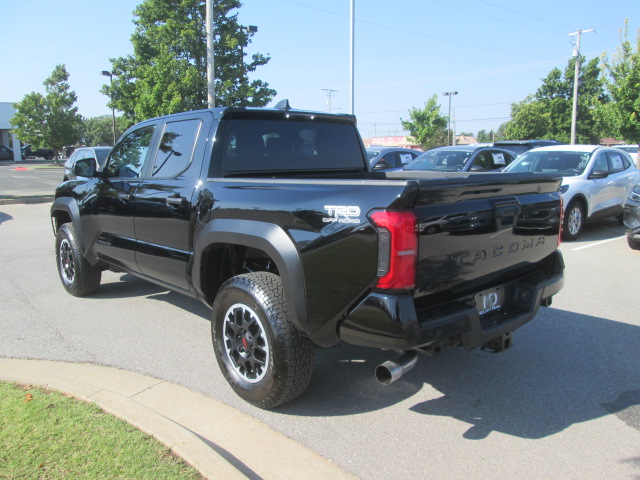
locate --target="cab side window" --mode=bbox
[606,150,627,173]
[105,125,156,179]
[592,152,610,174]
[151,119,202,178]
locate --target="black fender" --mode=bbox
[192,219,309,332]
[50,197,87,253]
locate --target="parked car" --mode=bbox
[402,145,517,172]
[22,144,55,160]
[0,145,14,161]
[623,184,640,250]
[63,147,112,181]
[367,147,422,171]
[502,145,640,240]
[615,145,639,165]
[493,139,563,157]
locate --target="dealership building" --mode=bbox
[0,102,22,161]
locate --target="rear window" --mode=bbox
[218,118,365,176]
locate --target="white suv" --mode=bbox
[503,145,640,240]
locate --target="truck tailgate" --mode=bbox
[394,171,562,301]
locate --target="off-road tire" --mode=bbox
[55,223,101,296]
[211,272,315,409]
[563,201,584,241]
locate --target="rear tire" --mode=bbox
[211,272,315,409]
[56,224,101,296]
[628,237,640,250]
[563,201,584,241]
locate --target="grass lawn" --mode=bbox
[0,381,203,479]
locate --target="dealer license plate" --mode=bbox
[475,286,505,317]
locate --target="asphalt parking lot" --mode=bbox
[1,163,639,479]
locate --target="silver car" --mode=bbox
[503,145,640,240]
[624,184,640,249]
[63,147,112,181]
[366,147,422,171]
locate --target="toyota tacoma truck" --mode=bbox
[51,102,564,408]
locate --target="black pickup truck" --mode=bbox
[22,144,55,160]
[51,103,564,408]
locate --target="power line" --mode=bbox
[321,88,337,113]
[425,0,566,35]
[279,0,551,60]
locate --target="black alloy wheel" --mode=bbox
[55,224,102,296]
[211,272,315,409]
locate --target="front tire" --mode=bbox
[563,201,584,241]
[55,223,101,296]
[628,237,640,250]
[212,272,315,409]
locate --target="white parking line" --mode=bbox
[570,235,625,251]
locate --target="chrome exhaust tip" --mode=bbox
[375,351,418,385]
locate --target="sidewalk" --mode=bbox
[0,358,356,480]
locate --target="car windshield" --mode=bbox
[617,146,638,154]
[367,150,381,161]
[95,149,111,167]
[503,150,590,176]
[404,150,472,171]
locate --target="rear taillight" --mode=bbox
[369,210,417,290]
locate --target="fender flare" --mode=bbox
[50,197,86,253]
[193,219,309,331]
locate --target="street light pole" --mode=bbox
[568,28,594,145]
[349,0,355,115]
[206,0,215,108]
[101,70,117,146]
[442,91,458,146]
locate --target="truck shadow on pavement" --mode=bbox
[92,273,211,318]
[284,308,640,440]
[89,272,639,442]
[0,212,13,225]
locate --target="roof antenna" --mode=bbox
[274,99,291,111]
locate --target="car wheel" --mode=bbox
[628,237,640,250]
[563,201,584,241]
[211,272,315,409]
[56,223,102,296]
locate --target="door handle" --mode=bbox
[166,195,187,206]
[118,193,134,201]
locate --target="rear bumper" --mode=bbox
[339,251,564,351]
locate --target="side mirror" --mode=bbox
[74,158,97,177]
[469,164,485,172]
[589,169,609,179]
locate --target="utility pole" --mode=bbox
[568,28,594,144]
[349,0,355,115]
[101,70,117,145]
[322,88,337,113]
[206,0,215,108]
[442,91,458,146]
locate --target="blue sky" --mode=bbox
[1,0,636,139]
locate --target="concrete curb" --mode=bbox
[0,196,54,205]
[0,358,356,480]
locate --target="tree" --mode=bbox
[81,115,129,146]
[12,64,83,156]
[476,129,498,143]
[599,19,640,143]
[504,57,607,143]
[401,94,448,150]
[104,0,276,123]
